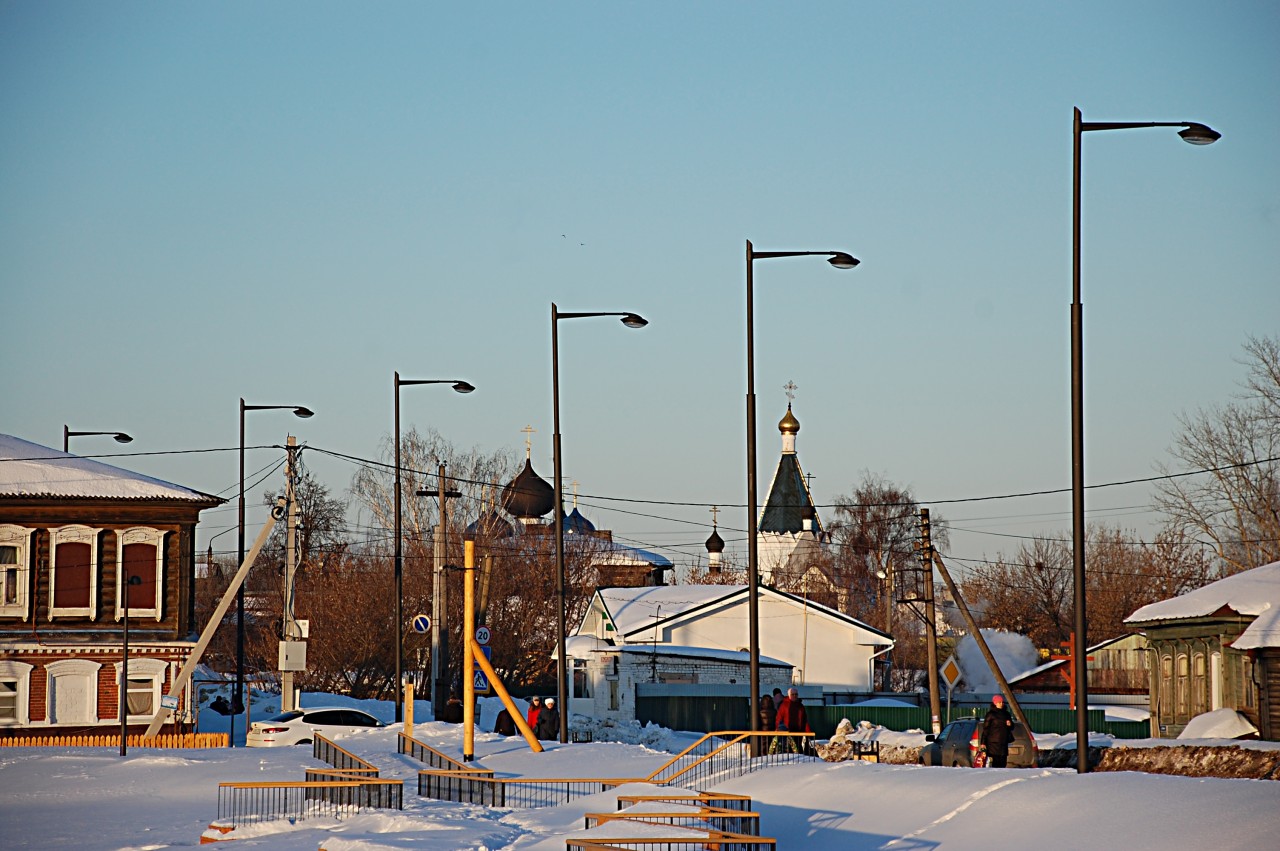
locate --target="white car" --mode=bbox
[245,706,385,747]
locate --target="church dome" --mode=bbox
[564,506,596,534]
[466,509,514,540]
[705,527,725,554]
[778,404,800,435]
[501,459,554,520]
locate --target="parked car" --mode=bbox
[245,706,384,747]
[919,717,1038,768]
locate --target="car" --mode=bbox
[919,717,1038,768]
[245,706,385,747]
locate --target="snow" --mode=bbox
[1178,709,1260,741]
[1126,561,1280,631]
[954,629,1041,692]
[1233,603,1280,650]
[0,434,217,502]
[595,584,741,636]
[3,689,1278,850]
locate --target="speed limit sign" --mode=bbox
[475,625,491,646]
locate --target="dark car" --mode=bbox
[919,717,1038,768]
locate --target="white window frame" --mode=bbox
[112,657,166,721]
[115,528,166,622]
[0,660,34,726]
[0,525,34,619]
[45,658,101,724]
[49,525,100,620]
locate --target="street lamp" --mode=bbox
[237,399,313,747]
[1070,107,1217,772]
[745,240,858,748]
[552,303,647,743]
[63,427,133,452]
[119,573,142,757]
[393,374,474,722]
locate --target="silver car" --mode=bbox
[245,706,384,747]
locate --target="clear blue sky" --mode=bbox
[2,2,1277,576]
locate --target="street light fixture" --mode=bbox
[552,303,648,743]
[63,427,133,453]
[236,399,313,746]
[745,240,858,749]
[119,573,142,757]
[1070,107,1218,773]
[393,374,474,722]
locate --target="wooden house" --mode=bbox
[1008,633,1150,696]
[0,435,220,737]
[1125,561,1280,740]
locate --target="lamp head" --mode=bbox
[1179,123,1220,146]
[828,253,860,270]
[620,313,648,329]
[292,407,315,419]
[112,433,134,444]
[452,381,476,394]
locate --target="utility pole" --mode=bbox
[281,436,301,712]
[920,508,941,735]
[422,464,461,719]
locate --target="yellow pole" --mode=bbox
[403,680,414,738]
[464,540,476,761]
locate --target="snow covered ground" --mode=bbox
[2,690,1277,850]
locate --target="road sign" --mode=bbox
[473,669,491,694]
[940,655,963,689]
[412,614,430,634]
[475,625,491,646]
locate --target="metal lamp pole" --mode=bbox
[1070,108,1218,772]
[64,427,133,452]
[119,573,142,756]
[745,240,858,747]
[393,375,474,723]
[552,303,648,744]
[237,399,313,746]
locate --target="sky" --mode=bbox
[2,689,1278,850]
[2,2,1277,579]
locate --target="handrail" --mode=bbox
[314,734,380,774]
[399,731,483,772]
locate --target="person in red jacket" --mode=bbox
[526,695,542,731]
[772,687,811,754]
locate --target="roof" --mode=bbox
[1007,634,1139,684]
[592,538,673,568]
[1125,561,1280,650]
[759,452,822,534]
[0,434,221,504]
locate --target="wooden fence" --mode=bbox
[0,732,228,749]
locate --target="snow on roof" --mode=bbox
[596,585,743,636]
[0,434,219,503]
[1232,604,1280,650]
[1125,561,1280,630]
[617,644,790,667]
[592,539,673,568]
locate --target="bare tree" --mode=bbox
[1155,335,1280,573]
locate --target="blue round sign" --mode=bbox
[411,614,431,634]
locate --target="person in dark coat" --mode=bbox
[493,707,517,737]
[526,696,542,731]
[440,692,464,724]
[759,694,776,733]
[979,694,1015,767]
[534,697,560,740]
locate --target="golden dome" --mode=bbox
[778,404,800,435]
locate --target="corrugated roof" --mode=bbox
[0,434,221,503]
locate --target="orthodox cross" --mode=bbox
[709,505,720,528]
[521,424,536,459]
[783,380,798,403]
[804,472,816,491]
[572,479,581,508]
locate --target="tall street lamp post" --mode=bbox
[745,240,858,747]
[552,303,647,743]
[64,427,133,452]
[119,573,142,757]
[237,399,313,746]
[1070,108,1218,772]
[393,374,474,722]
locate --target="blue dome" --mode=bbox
[563,506,596,534]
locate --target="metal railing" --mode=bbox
[399,731,476,771]
[418,770,635,808]
[586,806,761,835]
[646,731,816,788]
[216,779,403,825]
[566,832,776,850]
[314,735,380,775]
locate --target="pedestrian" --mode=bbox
[759,693,776,734]
[526,696,542,731]
[535,697,560,740]
[493,707,516,737]
[440,691,464,724]
[773,687,812,754]
[979,694,1015,768]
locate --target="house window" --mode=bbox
[1242,654,1257,710]
[1159,654,1173,726]
[50,525,100,619]
[114,658,166,719]
[1175,653,1190,720]
[0,661,34,726]
[1192,652,1207,716]
[573,659,592,699]
[46,659,101,724]
[0,525,34,618]
[116,528,166,621]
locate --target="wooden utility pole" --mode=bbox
[930,549,1030,731]
[281,437,301,711]
[920,508,942,735]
